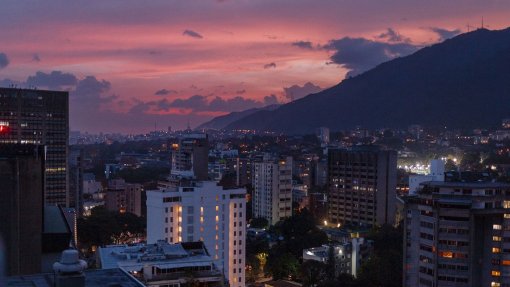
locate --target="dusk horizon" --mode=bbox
[1,1,509,133]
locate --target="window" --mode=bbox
[493,247,501,253]
[494,224,502,230]
[492,270,501,276]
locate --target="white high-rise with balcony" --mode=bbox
[147,181,246,287]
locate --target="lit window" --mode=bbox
[504,201,510,208]
[492,270,501,276]
[493,236,502,241]
[491,282,500,287]
[492,247,501,253]
[439,251,453,258]
[505,214,510,219]
[493,224,502,230]
[502,260,510,265]
[216,215,219,222]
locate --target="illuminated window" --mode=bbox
[504,201,510,208]
[200,206,204,213]
[216,215,219,222]
[502,260,510,266]
[493,247,501,253]
[216,205,219,211]
[493,236,502,241]
[493,224,502,230]
[492,271,501,276]
[492,282,501,287]
[505,214,510,219]
[439,251,453,258]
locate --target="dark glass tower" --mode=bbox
[0,88,69,206]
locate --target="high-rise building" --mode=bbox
[0,144,44,275]
[146,181,246,287]
[404,181,510,287]
[328,146,397,227]
[69,147,84,215]
[105,179,143,217]
[0,88,69,206]
[252,155,293,225]
[171,133,209,180]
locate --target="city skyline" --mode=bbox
[1,1,509,133]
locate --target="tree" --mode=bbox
[78,206,146,253]
[300,260,327,287]
[250,217,269,229]
[265,251,299,280]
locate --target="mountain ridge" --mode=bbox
[224,28,510,134]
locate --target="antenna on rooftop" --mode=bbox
[481,17,484,29]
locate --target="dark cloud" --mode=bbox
[0,53,9,69]
[430,27,462,41]
[283,82,323,101]
[32,54,41,62]
[152,94,280,113]
[377,28,410,43]
[325,37,419,77]
[26,71,78,90]
[154,88,177,96]
[74,76,111,99]
[291,41,314,49]
[264,62,276,69]
[183,29,203,39]
[235,89,246,94]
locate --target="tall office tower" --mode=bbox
[0,88,69,206]
[328,146,397,227]
[252,155,293,225]
[170,133,209,180]
[146,181,246,287]
[69,147,84,215]
[404,182,510,287]
[0,144,44,275]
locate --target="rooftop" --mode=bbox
[421,181,510,189]
[98,241,214,272]
[6,268,144,287]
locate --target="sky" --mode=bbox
[0,0,509,134]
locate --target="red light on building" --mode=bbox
[0,124,10,135]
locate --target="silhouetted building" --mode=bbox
[404,181,510,287]
[171,133,209,180]
[0,144,44,275]
[0,88,69,206]
[328,146,397,227]
[69,147,84,216]
[105,179,143,216]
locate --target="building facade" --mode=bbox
[303,237,371,277]
[328,146,397,227]
[252,155,293,225]
[147,181,246,287]
[171,133,209,180]
[404,181,510,287]
[0,144,45,275]
[0,88,69,206]
[105,179,143,217]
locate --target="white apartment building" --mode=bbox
[147,181,246,287]
[252,155,293,225]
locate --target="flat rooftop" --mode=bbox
[6,268,144,287]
